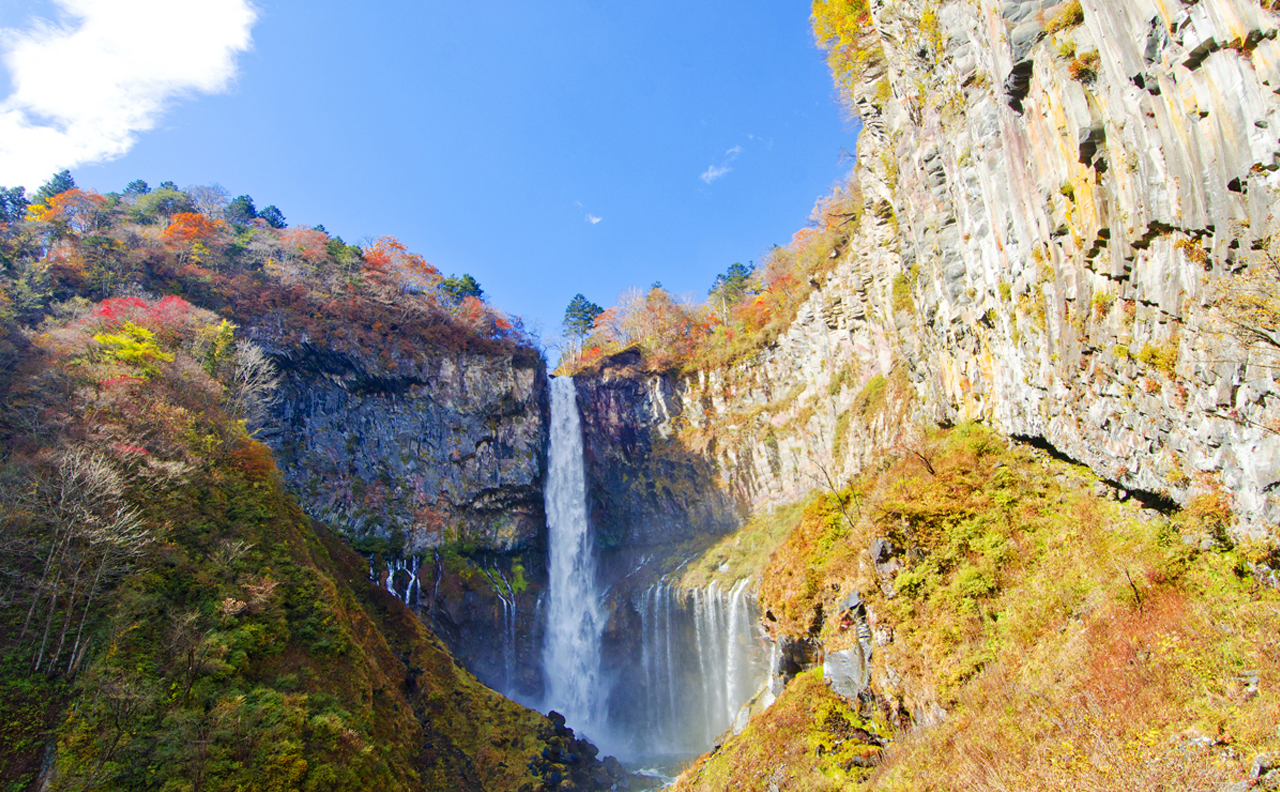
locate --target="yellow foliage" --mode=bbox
[92,321,175,375]
[812,0,881,97]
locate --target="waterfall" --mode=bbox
[482,562,519,696]
[542,377,606,739]
[630,577,770,756]
[372,555,420,606]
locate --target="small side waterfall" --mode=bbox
[632,577,769,755]
[481,562,519,695]
[542,377,607,739]
[372,556,420,606]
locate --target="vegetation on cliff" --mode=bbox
[677,423,1280,790]
[556,184,862,375]
[0,174,532,368]
[0,178,603,791]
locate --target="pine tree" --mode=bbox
[563,293,604,339]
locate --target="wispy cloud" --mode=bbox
[700,142,744,185]
[575,200,602,225]
[700,164,731,184]
[0,0,259,188]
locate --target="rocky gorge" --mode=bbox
[227,0,1280,785]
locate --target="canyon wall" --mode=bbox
[668,0,1280,538]
[258,344,549,552]
[574,350,738,552]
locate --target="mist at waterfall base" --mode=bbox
[373,377,771,763]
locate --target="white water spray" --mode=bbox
[634,577,768,754]
[542,377,606,738]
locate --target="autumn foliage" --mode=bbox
[0,181,532,368]
[28,189,108,236]
[561,184,858,374]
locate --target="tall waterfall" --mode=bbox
[542,377,606,739]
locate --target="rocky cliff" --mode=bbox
[666,0,1280,539]
[574,350,738,553]
[250,341,552,699]
[258,343,549,552]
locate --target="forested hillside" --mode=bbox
[0,175,621,792]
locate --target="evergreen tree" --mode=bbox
[123,179,150,195]
[709,261,756,303]
[225,195,257,224]
[563,293,604,338]
[34,170,75,203]
[0,186,29,223]
[441,273,484,303]
[258,205,286,228]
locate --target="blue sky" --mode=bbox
[0,0,857,341]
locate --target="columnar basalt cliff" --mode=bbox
[258,343,549,552]
[667,0,1280,538]
[252,341,558,702]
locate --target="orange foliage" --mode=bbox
[228,438,277,481]
[31,189,108,235]
[279,228,329,265]
[163,212,227,250]
[791,227,818,250]
[362,236,442,295]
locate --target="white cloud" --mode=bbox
[0,0,259,189]
[725,144,743,158]
[700,164,731,184]
[586,214,601,225]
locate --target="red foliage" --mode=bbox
[88,295,197,330]
[279,228,329,264]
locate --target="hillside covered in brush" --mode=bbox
[0,177,625,792]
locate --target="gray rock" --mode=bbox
[823,646,871,700]
[1253,753,1274,779]
[870,538,896,563]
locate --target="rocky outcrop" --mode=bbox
[673,0,1280,539]
[259,344,548,552]
[574,350,738,552]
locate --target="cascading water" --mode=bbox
[542,377,607,740]
[631,577,770,756]
[373,556,420,606]
[481,563,519,695]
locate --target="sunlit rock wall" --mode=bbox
[676,0,1280,538]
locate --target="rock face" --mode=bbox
[574,350,738,552]
[668,0,1280,538]
[254,342,554,701]
[259,344,549,552]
